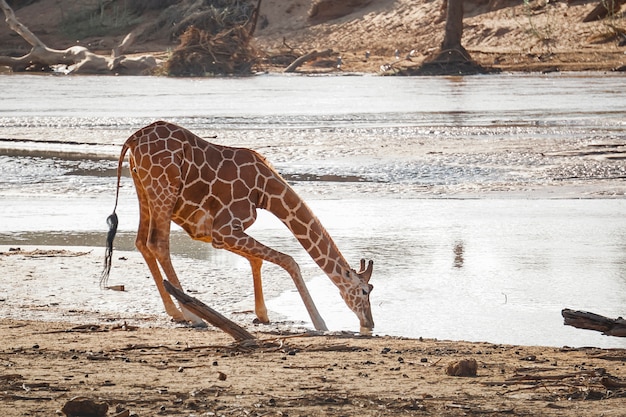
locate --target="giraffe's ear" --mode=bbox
[358,259,373,283]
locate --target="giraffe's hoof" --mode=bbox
[252,317,270,325]
[180,308,207,328]
[359,327,373,336]
[171,317,187,324]
[189,320,208,328]
[171,317,208,328]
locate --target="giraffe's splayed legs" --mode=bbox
[104,121,373,333]
[212,226,328,331]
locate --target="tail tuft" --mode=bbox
[101,212,119,288]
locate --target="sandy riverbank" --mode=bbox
[1,318,625,417]
[1,0,625,74]
[1,245,625,416]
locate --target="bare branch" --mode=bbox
[0,0,157,74]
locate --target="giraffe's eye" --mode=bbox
[362,289,368,296]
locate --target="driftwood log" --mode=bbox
[284,49,334,73]
[163,280,256,342]
[562,308,626,337]
[0,0,157,74]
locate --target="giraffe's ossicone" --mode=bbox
[102,121,374,332]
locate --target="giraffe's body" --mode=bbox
[102,121,374,332]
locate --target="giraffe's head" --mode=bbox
[341,259,374,334]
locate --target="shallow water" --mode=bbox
[0,73,625,348]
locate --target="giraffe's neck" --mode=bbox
[265,186,351,286]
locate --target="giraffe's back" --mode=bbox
[126,121,286,239]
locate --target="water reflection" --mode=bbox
[443,76,470,127]
[453,240,464,268]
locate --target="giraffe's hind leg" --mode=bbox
[133,180,205,326]
[136,237,187,322]
[213,223,328,331]
[144,229,207,327]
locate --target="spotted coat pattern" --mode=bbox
[108,121,374,331]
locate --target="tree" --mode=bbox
[437,0,471,63]
[402,0,494,75]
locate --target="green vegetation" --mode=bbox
[522,0,557,52]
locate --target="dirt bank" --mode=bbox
[255,0,626,73]
[0,0,625,74]
[1,319,625,417]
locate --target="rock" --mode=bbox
[60,396,108,417]
[445,359,478,377]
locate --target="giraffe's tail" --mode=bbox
[101,140,131,288]
[101,211,119,287]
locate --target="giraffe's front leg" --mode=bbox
[214,226,328,332]
[248,257,269,324]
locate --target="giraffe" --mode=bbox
[101,121,374,333]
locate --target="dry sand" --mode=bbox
[254,0,626,73]
[1,318,625,417]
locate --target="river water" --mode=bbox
[0,73,625,348]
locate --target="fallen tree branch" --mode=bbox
[562,308,626,337]
[0,0,157,74]
[602,376,626,389]
[482,368,611,387]
[0,248,91,257]
[0,394,53,401]
[284,49,333,73]
[163,280,256,343]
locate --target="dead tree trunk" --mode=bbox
[562,308,626,337]
[0,0,157,74]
